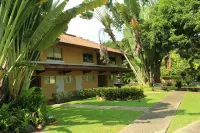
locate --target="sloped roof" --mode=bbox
[59,34,121,54]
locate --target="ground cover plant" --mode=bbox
[68,92,167,107]
[167,92,200,133]
[45,107,143,133]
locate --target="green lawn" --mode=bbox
[67,92,167,107]
[167,92,200,133]
[45,107,143,133]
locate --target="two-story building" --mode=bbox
[31,34,130,99]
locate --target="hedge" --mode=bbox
[52,87,144,104]
[166,86,177,91]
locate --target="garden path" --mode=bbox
[119,91,185,133]
[53,103,150,112]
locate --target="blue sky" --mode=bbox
[65,0,123,43]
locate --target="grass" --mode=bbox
[67,92,167,107]
[45,107,143,133]
[167,92,200,133]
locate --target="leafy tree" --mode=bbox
[161,51,190,79]
[161,51,200,84]
[140,0,200,84]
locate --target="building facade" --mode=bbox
[31,34,130,99]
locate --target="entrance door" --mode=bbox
[98,75,108,87]
[56,76,64,92]
[76,76,83,90]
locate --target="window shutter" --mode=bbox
[54,48,62,60]
[47,48,54,59]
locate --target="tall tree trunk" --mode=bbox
[124,54,145,85]
[140,52,151,85]
[153,62,161,83]
[134,30,151,85]
[106,29,146,85]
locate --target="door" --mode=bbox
[56,76,64,92]
[98,75,108,87]
[76,76,83,90]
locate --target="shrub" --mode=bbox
[0,87,49,133]
[98,87,144,100]
[52,87,144,103]
[52,91,73,103]
[166,86,177,91]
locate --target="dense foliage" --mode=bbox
[0,88,48,133]
[140,0,200,84]
[160,51,200,84]
[52,87,144,104]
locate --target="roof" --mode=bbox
[59,34,121,54]
[38,63,130,72]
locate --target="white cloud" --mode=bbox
[65,0,123,43]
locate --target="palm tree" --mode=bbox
[0,0,108,103]
[94,6,146,85]
[95,0,156,86]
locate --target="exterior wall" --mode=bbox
[83,71,98,89]
[63,71,81,92]
[40,51,47,62]
[34,70,98,99]
[107,53,122,66]
[37,71,57,99]
[40,44,121,66]
[40,45,98,64]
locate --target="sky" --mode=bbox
[65,0,124,43]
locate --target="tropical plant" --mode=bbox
[0,0,107,104]
[0,0,108,104]
[92,0,155,86]
[0,87,48,133]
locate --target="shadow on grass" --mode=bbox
[45,107,143,133]
[45,93,168,132]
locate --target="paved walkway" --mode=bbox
[174,121,200,133]
[53,103,150,112]
[119,91,185,133]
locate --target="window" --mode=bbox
[84,75,95,81]
[44,76,55,84]
[109,57,116,65]
[47,48,62,60]
[83,53,93,63]
[65,76,73,83]
[109,75,115,80]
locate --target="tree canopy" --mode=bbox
[140,0,200,83]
